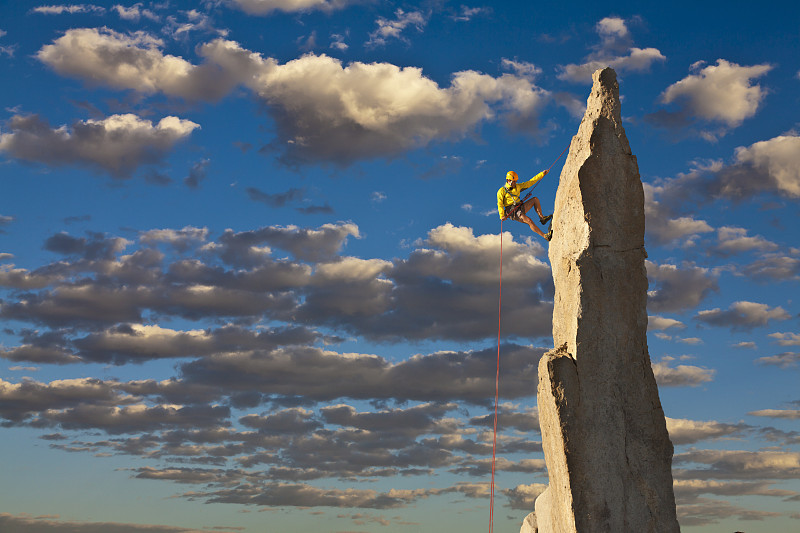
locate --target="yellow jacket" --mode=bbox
[497,171,546,218]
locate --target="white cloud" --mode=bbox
[113,3,159,22]
[644,132,800,213]
[557,16,665,82]
[714,226,779,255]
[503,483,548,510]
[330,32,348,51]
[37,30,552,164]
[140,227,210,250]
[314,257,392,283]
[0,264,62,289]
[647,315,686,331]
[596,16,629,40]
[748,409,800,420]
[0,113,199,177]
[366,9,427,47]
[652,216,713,246]
[733,133,800,197]
[37,28,247,101]
[666,417,751,445]
[245,53,549,163]
[757,352,800,368]
[32,4,105,15]
[695,301,790,330]
[732,341,757,349]
[501,58,542,81]
[674,479,797,499]
[229,0,358,15]
[451,6,490,22]
[742,252,800,281]
[660,59,772,127]
[674,448,800,480]
[769,332,800,346]
[652,357,715,387]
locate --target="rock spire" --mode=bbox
[524,67,680,532]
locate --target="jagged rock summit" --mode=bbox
[523,68,680,532]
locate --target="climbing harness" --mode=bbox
[489,143,569,532]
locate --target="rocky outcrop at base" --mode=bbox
[524,67,680,533]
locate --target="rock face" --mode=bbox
[527,68,680,532]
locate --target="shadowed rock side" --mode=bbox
[523,68,680,533]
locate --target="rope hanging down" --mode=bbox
[488,144,568,532]
[489,219,503,533]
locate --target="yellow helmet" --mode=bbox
[506,170,518,182]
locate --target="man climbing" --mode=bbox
[497,170,553,241]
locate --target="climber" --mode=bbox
[497,170,553,241]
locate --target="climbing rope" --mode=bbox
[547,143,570,173]
[489,144,568,532]
[489,218,503,533]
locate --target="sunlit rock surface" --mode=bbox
[525,67,680,533]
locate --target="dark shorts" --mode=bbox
[506,204,527,221]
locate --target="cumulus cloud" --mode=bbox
[1,221,552,355]
[0,113,198,177]
[756,352,800,368]
[652,357,715,387]
[666,417,752,445]
[178,343,543,405]
[140,226,209,251]
[731,133,800,197]
[648,315,686,331]
[557,16,665,83]
[214,222,360,264]
[247,53,550,163]
[0,264,62,290]
[658,59,772,129]
[646,260,718,313]
[469,404,540,433]
[36,29,255,100]
[742,252,800,281]
[769,332,800,346]
[695,301,790,330]
[0,377,130,423]
[643,181,714,246]
[644,132,800,238]
[503,483,548,510]
[713,226,779,255]
[36,30,552,164]
[674,479,796,526]
[674,448,800,480]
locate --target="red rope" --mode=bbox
[490,219,503,533]
[547,142,570,173]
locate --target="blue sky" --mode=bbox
[1,1,799,532]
